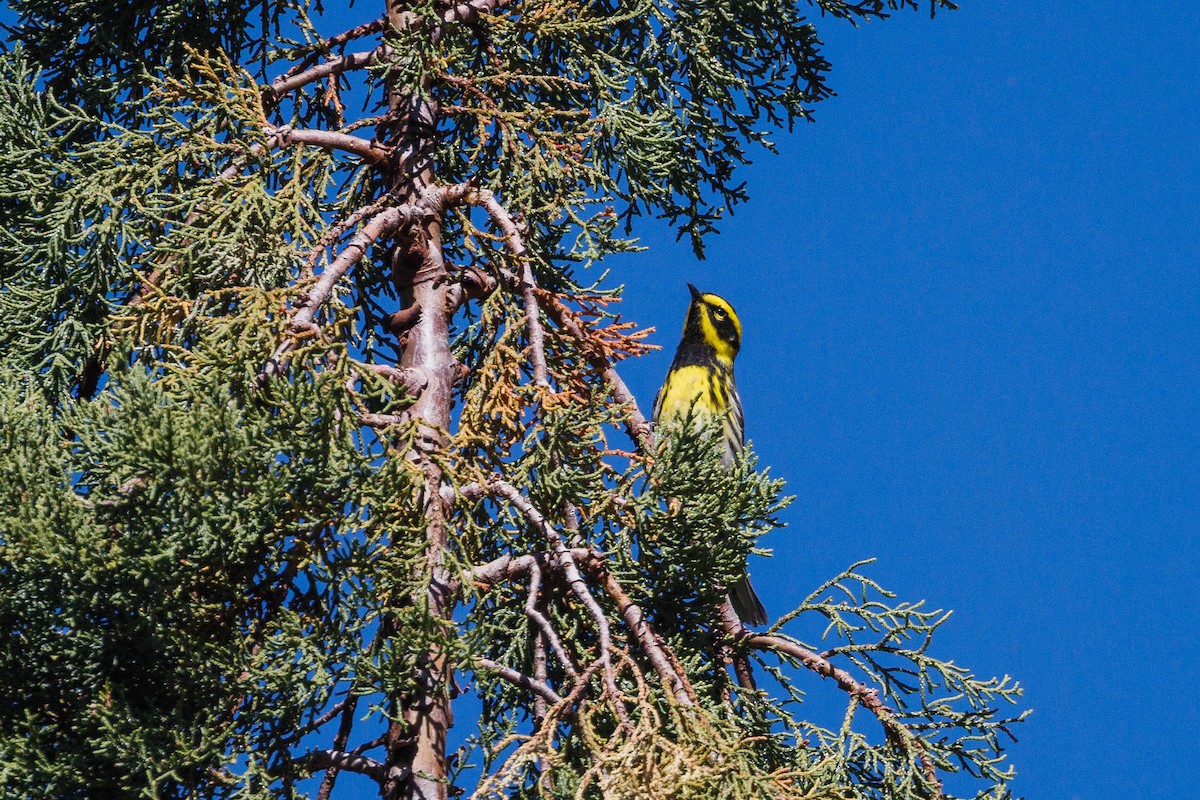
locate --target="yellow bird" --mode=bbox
[653,283,767,627]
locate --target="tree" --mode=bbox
[0,0,1027,798]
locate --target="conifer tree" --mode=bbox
[0,1,1027,799]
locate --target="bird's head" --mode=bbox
[684,283,742,364]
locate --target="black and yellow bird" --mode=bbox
[652,283,767,627]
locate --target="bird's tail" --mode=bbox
[730,573,767,627]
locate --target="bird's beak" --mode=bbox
[687,283,702,301]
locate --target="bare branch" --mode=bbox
[274,17,387,87]
[269,45,389,100]
[307,699,347,734]
[315,693,360,800]
[524,558,580,678]
[305,197,393,274]
[561,496,584,548]
[532,628,549,722]
[604,366,654,450]
[441,481,488,511]
[301,749,409,786]
[467,188,549,387]
[269,125,391,164]
[359,412,410,429]
[350,735,387,756]
[467,549,588,588]
[296,206,411,330]
[476,658,564,706]
[262,204,415,381]
[439,0,514,24]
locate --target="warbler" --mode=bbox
[652,283,767,627]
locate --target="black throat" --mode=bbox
[670,336,721,370]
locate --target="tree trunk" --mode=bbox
[381,3,455,797]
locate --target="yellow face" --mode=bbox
[688,285,742,365]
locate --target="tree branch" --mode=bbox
[476,658,564,706]
[738,627,943,796]
[300,749,410,786]
[718,599,758,691]
[488,479,630,727]
[539,297,653,452]
[351,362,429,397]
[263,204,414,378]
[439,0,514,24]
[466,188,549,387]
[269,125,391,164]
[524,557,580,678]
[467,549,589,589]
[588,561,696,707]
[305,197,394,275]
[316,693,360,800]
[274,17,388,87]
[269,45,389,100]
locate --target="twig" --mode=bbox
[275,17,388,86]
[306,699,348,734]
[317,694,359,800]
[476,658,564,706]
[525,558,580,678]
[305,198,393,274]
[265,204,415,377]
[350,735,387,756]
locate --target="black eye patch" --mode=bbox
[713,315,739,347]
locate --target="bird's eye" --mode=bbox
[712,308,727,321]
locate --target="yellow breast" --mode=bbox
[654,364,725,423]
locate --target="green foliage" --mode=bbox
[747,563,1027,799]
[0,306,381,798]
[0,48,329,400]
[3,0,307,123]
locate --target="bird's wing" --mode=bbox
[651,369,670,425]
[725,381,745,456]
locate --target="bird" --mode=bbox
[652,283,767,627]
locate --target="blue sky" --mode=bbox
[615,2,1200,797]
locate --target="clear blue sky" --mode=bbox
[615,3,1200,797]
